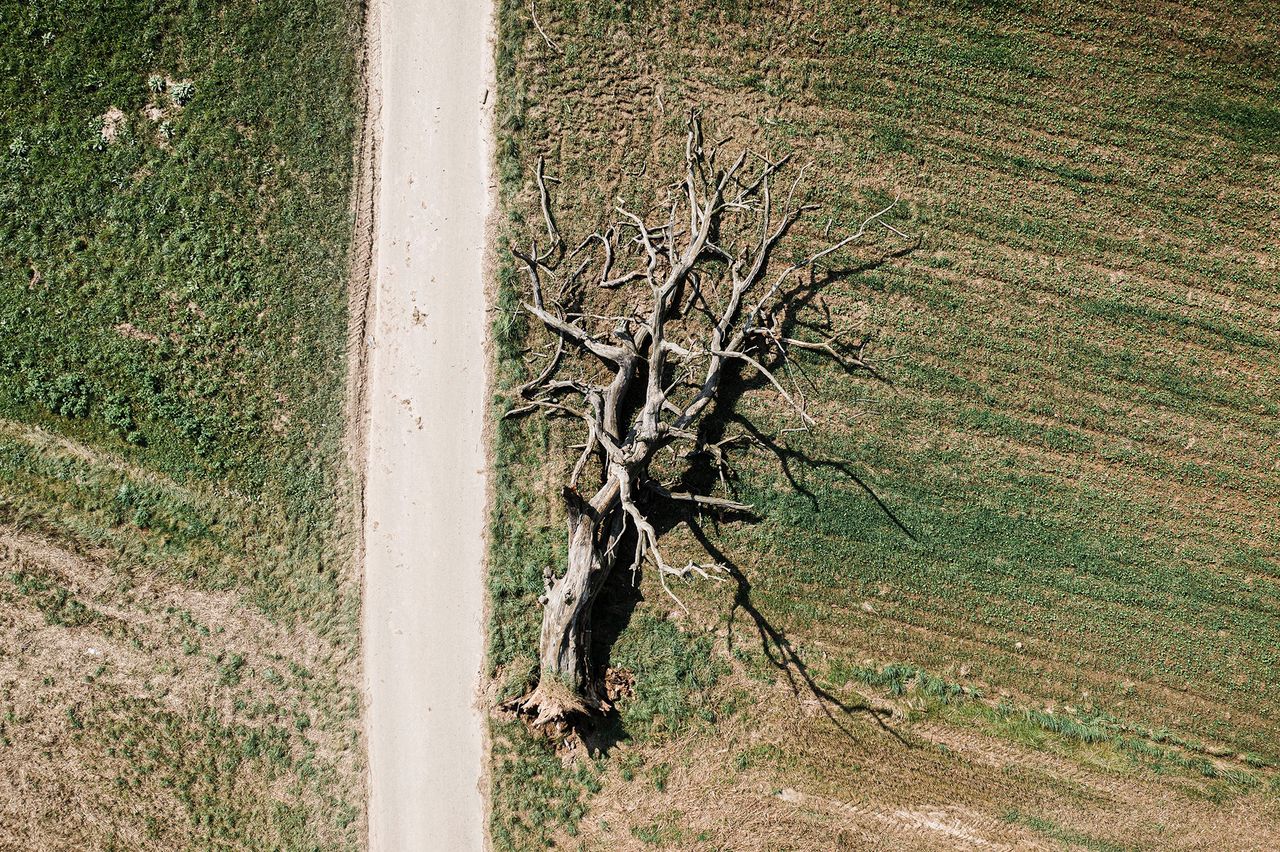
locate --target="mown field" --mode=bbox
[489,0,1280,848]
[0,0,364,847]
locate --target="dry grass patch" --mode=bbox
[576,659,1280,850]
[0,529,360,849]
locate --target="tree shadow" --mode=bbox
[729,414,918,543]
[685,517,913,748]
[673,237,921,532]
[766,236,922,391]
[580,526,643,756]
[666,347,918,545]
[579,238,922,753]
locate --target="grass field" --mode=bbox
[489,0,1280,847]
[0,0,364,846]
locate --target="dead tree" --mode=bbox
[505,113,906,726]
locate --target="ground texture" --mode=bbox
[0,1,365,847]
[362,0,489,846]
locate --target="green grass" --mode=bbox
[828,659,1268,788]
[629,810,686,846]
[492,0,1280,844]
[7,565,111,629]
[0,0,358,501]
[88,699,318,848]
[1004,809,1136,852]
[609,613,724,738]
[0,0,364,845]
[490,719,602,851]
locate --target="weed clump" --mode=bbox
[610,612,724,738]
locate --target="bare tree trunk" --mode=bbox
[504,113,909,730]
[517,484,623,725]
[538,497,603,695]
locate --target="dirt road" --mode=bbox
[362,0,492,848]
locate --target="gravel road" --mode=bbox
[362,0,492,848]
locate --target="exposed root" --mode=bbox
[503,678,605,730]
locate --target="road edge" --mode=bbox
[344,0,381,843]
[477,0,498,846]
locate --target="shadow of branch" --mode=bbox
[686,517,913,748]
[729,415,918,544]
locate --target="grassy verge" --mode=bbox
[489,0,1280,847]
[0,0,364,846]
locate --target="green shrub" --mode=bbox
[170,80,195,106]
[37,374,93,420]
[100,393,134,438]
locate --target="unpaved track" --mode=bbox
[362,0,492,848]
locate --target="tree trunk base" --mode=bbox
[503,489,616,731]
[502,677,608,729]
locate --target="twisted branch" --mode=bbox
[512,109,912,620]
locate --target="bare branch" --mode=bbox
[710,348,816,427]
[506,113,913,726]
[529,1,562,55]
[807,197,901,267]
[570,420,598,489]
[645,482,752,514]
[534,156,562,258]
[524,301,628,364]
[514,336,564,400]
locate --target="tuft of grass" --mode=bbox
[630,810,686,846]
[1003,809,1136,852]
[610,612,724,739]
[829,660,978,703]
[1188,95,1280,150]
[88,697,316,848]
[7,568,107,629]
[489,719,602,852]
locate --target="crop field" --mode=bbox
[489,0,1280,848]
[0,0,364,847]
